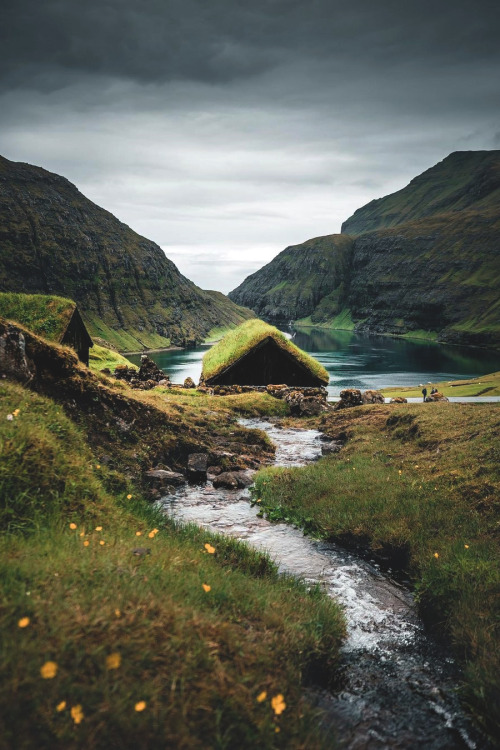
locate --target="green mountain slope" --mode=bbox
[0,155,253,350]
[229,234,353,325]
[229,151,500,349]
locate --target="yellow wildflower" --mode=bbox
[95,526,103,531]
[434,552,439,559]
[114,608,121,617]
[256,691,267,703]
[79,531,85,537]
[69,523,77,530]
[136,531,142,536]
[83,540,90,547]
[398,470,402,475]
[148,531,155,539]
[71,704,84,724]
[106,652,121,670]
[204,543,215,554]
[18,617,30,628]
[56,701,66,712]
[13,409,20,417]
[99,540,105,546]
[135,701,146,712]
[40,661,58,679]
[464,544,469,549]
[96,464,101,469]
[127,494,133,499]
[202,584,211,593]
[271,694,286,715]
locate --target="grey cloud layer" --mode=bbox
[1,0,499,293]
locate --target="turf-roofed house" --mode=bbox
[201,319,329,387]
[0,293,93,365]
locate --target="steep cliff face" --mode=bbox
[230,151,500,349]
[0,155,253,350]
[229,234,353,325]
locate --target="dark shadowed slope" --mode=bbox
[0,155,253,351]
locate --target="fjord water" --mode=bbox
[129,328,500,397]
[162,420,483,749]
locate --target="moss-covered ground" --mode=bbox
[0,379,345,749]
[252,403,500,740]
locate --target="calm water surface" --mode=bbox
[129,328,500,398]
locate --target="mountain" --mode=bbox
[229,151,500,349]
[0,155,253,351]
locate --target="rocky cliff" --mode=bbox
[0,155,253,350]
[229,151,500,349]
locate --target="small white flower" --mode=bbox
[6,414,13,421]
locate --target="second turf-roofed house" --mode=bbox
[201,320,329,387]
[0,293,93,365]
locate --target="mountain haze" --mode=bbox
[230,151,500,350]
[0,155,253,351]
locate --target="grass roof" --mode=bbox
[202,319,329,384]
[0,292,76,342]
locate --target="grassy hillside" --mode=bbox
[230,151,500,350]
[341,150,500,235]
[229,234,353,326]
[0,379,345,749]
[0,155,253,351]
[253,403,500,739]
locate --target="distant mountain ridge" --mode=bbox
[0,155,253,351]
[229,151,500,350]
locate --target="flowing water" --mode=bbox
[160,419,486,749]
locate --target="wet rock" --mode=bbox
[144,469,185,488]
[361,389,385,404]
[333,389,363,410]
[183,377,196,388]
[390,397,408,403]
[321,441,342,455]
[212,470,255,489]
[207,465,222,476]
[132,547,151,556]
[187,453,208,482]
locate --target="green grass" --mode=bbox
[382,371,500,398]
[0,380,345,749]
[252,403,500,739]
[296,309,356,331]
[88,344,138,373]
[84,313,172,353]
[202,319,329,384]
[141,387,290,419]
[0,293,75,342]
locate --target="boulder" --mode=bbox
[0,324,34,383]
[183,377,196,389]
[283,388,327,416]
[212,471,255,489]
[428,392,449,402]
[390,397,408,404]
[144,469,185,488]
[266,384,288,399]
[187,453,208,482]
[333,389,363,410]
[361,389,385,404]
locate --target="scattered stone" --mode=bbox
[283,387,328,416]
[158,378,169,386]
[333,389,363,410]
[187,453,209,482]
[362,389,385,404]
[113,355,170,390]
[207,465,222,476]
[390,397,408,404]
[183,377,196,388]
[266,384,288,398]
[321,441,342,455]
[132,548,151,556]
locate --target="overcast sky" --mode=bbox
[1,0,499,293]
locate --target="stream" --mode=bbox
[160,419,486,749]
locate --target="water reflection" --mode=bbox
[128,328,500,398]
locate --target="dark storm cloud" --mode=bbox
[1,0,500,91]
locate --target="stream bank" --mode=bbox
[160,418,487,749]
